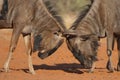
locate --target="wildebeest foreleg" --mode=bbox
[23,34,35,74]
[106,34,114,72]
[3,25,22,72]
[89,61,96,73]
[117,38,120,71]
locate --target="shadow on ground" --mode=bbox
[33,63,84,74]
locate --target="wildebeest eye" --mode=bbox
[80,36,89,41]
[53,31,59,36]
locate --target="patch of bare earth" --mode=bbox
[0,29,120,80]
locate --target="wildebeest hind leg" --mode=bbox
[117,38,120,71]
[23,34,35,74]
[4,26,22,72]
[88,62,96,73]
[106,34,114,72]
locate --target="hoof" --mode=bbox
[88,69,94,73]
[27,70,35,74]
[29,69,35,75]
[4,66,10,72]
[3,63,10,73]
[30,71,35,75]
[106,66,114,72]
[106,62,114,72]
[117,64,120,71]
[3,68,10,73]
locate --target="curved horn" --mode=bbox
[63,29,78,37]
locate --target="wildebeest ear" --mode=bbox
[33,35,42,52]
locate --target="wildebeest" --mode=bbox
[64,0,120,72]
[0,0,66,74]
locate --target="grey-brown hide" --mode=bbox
[0,0,8,19]
[0,0,3,16]
[65,0,120,72]
[0,0,66,74]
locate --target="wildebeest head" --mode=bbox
[33,30,64,59]
[64,30,99,68]
[32,0,66,59]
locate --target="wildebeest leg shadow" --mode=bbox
[30,63,84,74]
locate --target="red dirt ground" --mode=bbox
[0,29,120,80]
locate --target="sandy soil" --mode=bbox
[0,29,120,80]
